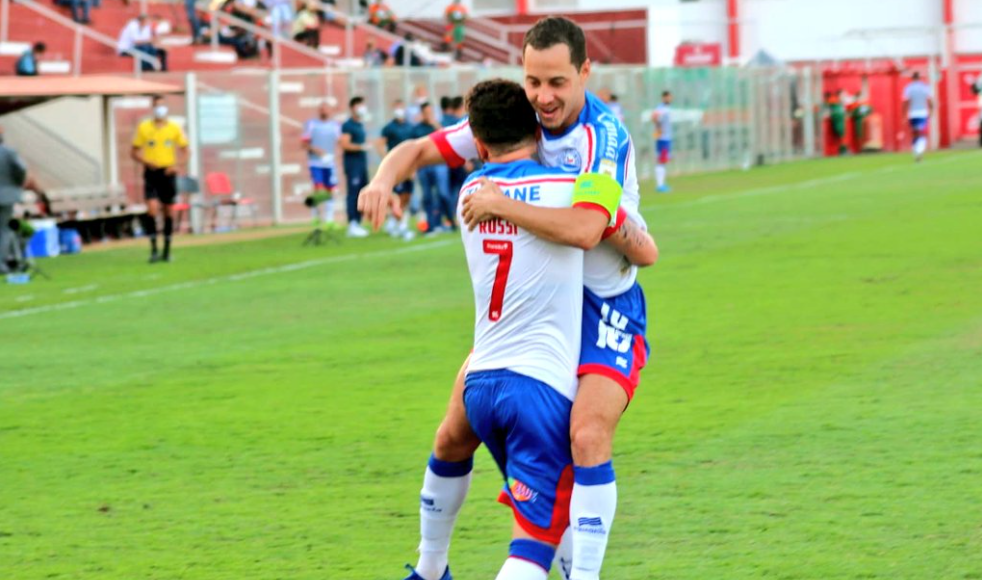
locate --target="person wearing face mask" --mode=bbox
[377,99,416,239]
[131,96,189,263]
[339,96,371,238]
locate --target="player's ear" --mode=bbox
[474,138,489,162]
[580,58,592,83]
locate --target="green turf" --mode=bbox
[2,151,981,579]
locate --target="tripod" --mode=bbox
[302,220,343,246]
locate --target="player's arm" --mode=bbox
[462,173,621,250]
[604,210,658,266]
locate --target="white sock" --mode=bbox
[570,462,617,580]
[399,212,410,231]
[495,557,549,580]
[655,165,666,188]
[553,528,573,580]
[915,136,927,156]
[323,199,335,223]
[415,460,472,580]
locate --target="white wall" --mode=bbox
[955,0,982,53]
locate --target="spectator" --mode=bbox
[185,0,204,44]
[0,127,35,274]
[452,94,465,117]
[363,37,387,67]
[339,96,371,238]
[376,99,415,239]
[130,96,189,263]
[368,1,395,32]
[443,0,467,58]
[70,0,91,24]
[15,43,45,77]
[292,0,320,48]
[267,0,294,39]
[607,93,625,122]
[412,102,454,234]
[118,14,167,71]
[439,96,454,126]
[392,32,423,67]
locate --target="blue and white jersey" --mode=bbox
[458,159,584,401]
[301,118,342,168]
[432,91,642,298]
[654,102,672,141]
[903,81,932,119]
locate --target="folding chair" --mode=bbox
[203,171,258,231]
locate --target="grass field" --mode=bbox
[2,150,981,579]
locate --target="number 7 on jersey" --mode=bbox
[483,239,513,322]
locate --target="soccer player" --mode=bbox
[902,72,933,162]
[131,95,189,263]
[301,102,342,228]
[377,99,416,239]
[361,17,656,580]
[424,77,617,580]
[651,90,672,192]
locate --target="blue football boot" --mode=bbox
[401,564,452,580]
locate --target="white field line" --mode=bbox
[4,152,978,321]
[0,239,455,321]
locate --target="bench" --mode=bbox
[43,184,147,243]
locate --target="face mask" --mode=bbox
[355,105,371,122]
[393,108,406,120]
[154,105,168,119]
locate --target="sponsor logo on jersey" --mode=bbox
[509,478,538,503]
[597,113,621,162]
[561,148,581,171]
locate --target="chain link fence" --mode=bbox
[111,65,822,229]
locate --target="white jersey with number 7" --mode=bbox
[458,159,594,402]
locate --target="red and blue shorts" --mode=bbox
[578,282,650,401]
[463,369,574,545]
[309,166,337,190]
[656,139,672,164]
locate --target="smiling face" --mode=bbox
[523,43,590,133]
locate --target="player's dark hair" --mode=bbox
[523,16,587,70]
[466,79,538,154]
[912,71,921,80]
[440,96,452,111]
[662,90,671,97]
[452,95,464,110]
[349,96,364,109]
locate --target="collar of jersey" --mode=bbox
[540,98,591,142]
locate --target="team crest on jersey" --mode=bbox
[560,148,581,172]
[509,478,538,503]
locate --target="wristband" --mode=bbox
[601,206,628,240]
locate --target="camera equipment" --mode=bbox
[302,193,342,246]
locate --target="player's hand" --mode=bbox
[461,178,504,230]
[357,180,401,230]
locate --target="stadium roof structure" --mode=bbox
[0,76,183,116]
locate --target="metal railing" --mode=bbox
[200,2,336,69]
[2,0,159,75]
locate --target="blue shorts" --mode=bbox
[394,179,413,195]
[578,282,650,400]
[909,117,928,132]
[656,139,672,164]
[463,369,574,545]
[309,166,337,190]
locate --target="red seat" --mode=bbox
[203,171,257,231]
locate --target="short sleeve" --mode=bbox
[175,124,189,147]
[301,120,313,141]
[429,118,477,169]
[587,113,631,188]
[132,122,147,147]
